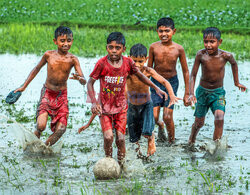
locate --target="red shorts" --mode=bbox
[37,86,69,132]
[99,109,127,134]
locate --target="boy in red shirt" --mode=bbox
[87,32,166,165]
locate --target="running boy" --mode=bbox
[148,17,190,144]
[188,27,247,145]
[127,43,181,156]
[87,32,167,165]
[15,26,86,146]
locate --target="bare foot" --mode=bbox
[157,122,167,142]
[147,134,156,156]
[34,130,41,139]
[78,125,88,134]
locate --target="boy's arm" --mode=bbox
[189,52,201,104]
[147,45,154,68]
[70,57,87,85]
[134,70,167,100]
[147,68,182,106]
[15,52,48,92]
[87,77,102,115]
[179,46,190,106]
[227,54,247,92]
[78,114,97,133]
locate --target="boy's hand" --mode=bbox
[69,72,87,85]
[236,83,247,92]
[14,86,25,93]
[168,95,182,108]
[183,94,191,106]
[155,88,168,101]
[91,103,102,116]
[188,94,197,106]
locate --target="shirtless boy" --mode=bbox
[148,17,190,144]
[188,27,247,145]
[87,32,167,165]
[15,26,86,146]
[127,43,181,156]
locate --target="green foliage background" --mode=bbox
[0,0,249,59]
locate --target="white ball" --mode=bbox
[93,157,121,180]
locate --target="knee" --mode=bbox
[36,123,46,132]
[104,134,113,143]
[56,126,66,136]
[163,113,172,123]
[214,113,224,121]
[116,137,125,146]
[194,120,204,129]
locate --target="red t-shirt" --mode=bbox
[89,55,138,114]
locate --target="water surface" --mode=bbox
[0,54,249,194]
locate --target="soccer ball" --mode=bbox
[93,157,121,180]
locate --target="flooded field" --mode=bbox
[0,54,249,194]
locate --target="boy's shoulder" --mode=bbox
[150,41,184,50]
[150,41,161,48]
[218,49,234,60]
[196,49,233,60]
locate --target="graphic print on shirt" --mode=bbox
[103,76,124,97]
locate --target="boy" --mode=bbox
[127,43,181,156]
[188,27,247,145]
[15,26,86,146]
[87,32,167,165]
[148,17,190,144]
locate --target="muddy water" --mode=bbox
[0,54,249,194]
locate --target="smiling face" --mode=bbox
[203,35,222,55]
[130,56,147,69]
[106,41,126,62]
[157,26,176,44]
[53,34,73,54]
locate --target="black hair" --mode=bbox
[157,17,175,29]
[54,26,73,39]
[203,27,221,40]
[107,32,125,46]
[130,43,147,57]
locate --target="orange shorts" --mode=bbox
[99,109,127,134]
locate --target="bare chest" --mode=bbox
[47,57,73,73]
[201,56,227,72]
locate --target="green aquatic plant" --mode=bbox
[188,168,214,193]
[0,0,248,30]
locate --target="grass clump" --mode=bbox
[0,24,249,60]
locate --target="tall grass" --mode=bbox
[0,24,249,60]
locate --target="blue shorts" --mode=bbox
[127,101,155,143]
[150,75,179,109]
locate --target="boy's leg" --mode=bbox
[189,117,205,144]
[213,110,224,140]
[144,133,156,156]
[153,106,167,141]
[163,107,175,143]
[103,129,114,158]
[35,112,48,138]
[45,121,66,146]
[115,130,125,164]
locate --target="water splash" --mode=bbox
[203,137,228,160]
[0,115,62,155]
[122,144,146,178]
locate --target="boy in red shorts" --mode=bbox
[87,32,167,165]
[15,26,86,146]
